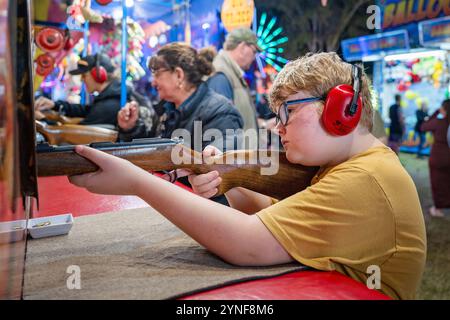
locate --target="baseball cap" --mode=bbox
[69,54,115,75]
[226,28,262,52]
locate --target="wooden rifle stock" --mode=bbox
[36,120,118,145]
[40,110,84,125]
[36,138,319,199]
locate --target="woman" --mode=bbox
[421,99,450,217]
[117,43,243,152]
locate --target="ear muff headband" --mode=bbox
[349,65,362,116]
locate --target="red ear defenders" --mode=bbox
[90,53,108,84]
[321,64,363,136]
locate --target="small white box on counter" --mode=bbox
[27,213,74,239]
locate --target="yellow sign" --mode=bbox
[221,0,255,32]
[383,0,450,29]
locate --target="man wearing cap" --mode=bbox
[35,54,122,127]
[207,28,261,148]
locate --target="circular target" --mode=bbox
[35,54,55,77]
[36,28,65,53]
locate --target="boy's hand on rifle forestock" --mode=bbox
[68,145,147,195]
[118,101,139,131]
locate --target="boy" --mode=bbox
[69,53,426,299]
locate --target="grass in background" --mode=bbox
[399,153,450,300]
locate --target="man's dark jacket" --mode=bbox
[54,79,122,126]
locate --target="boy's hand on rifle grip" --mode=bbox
[188,170,222,199]
[118,101,139,131]
[186,145,223,199]
[68,145,146,195]
[162,146,223,198]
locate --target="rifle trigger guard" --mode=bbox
[163,170,178,183]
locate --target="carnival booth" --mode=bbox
[33,0,224,108]
[1,0,391,301]
[341,0,450,155]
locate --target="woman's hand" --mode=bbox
[68,145,148,196]
[118,101,139,130]
[35,97,55,111]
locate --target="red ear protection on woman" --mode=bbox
[90,53,108,83]
[321,65,363,136]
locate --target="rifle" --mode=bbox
[40,110,84,125]
[36,120,118,145]
[36,138,319,200]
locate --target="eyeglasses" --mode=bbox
[246,43,259,55]
[275,97,323,126]
[151,68,170,78]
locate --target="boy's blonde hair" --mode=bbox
[269,52,374,131]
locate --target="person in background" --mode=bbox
[34,54,122,128]
[255,93,277,148]
[117,43,244,207]
[256,94,276,126]
[207,28,261,148]
[117,42,243,151]
[388,94,405,154]
[421,99,450,217]
[447,123,450,148]
[415,101,429,158]
[198,46,218,67]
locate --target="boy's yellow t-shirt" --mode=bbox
[257,146,426,300]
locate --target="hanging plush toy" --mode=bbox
[432,60,443,88]
[67,0,85,25]
[67,0,103,24]
[81,0,103,23]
